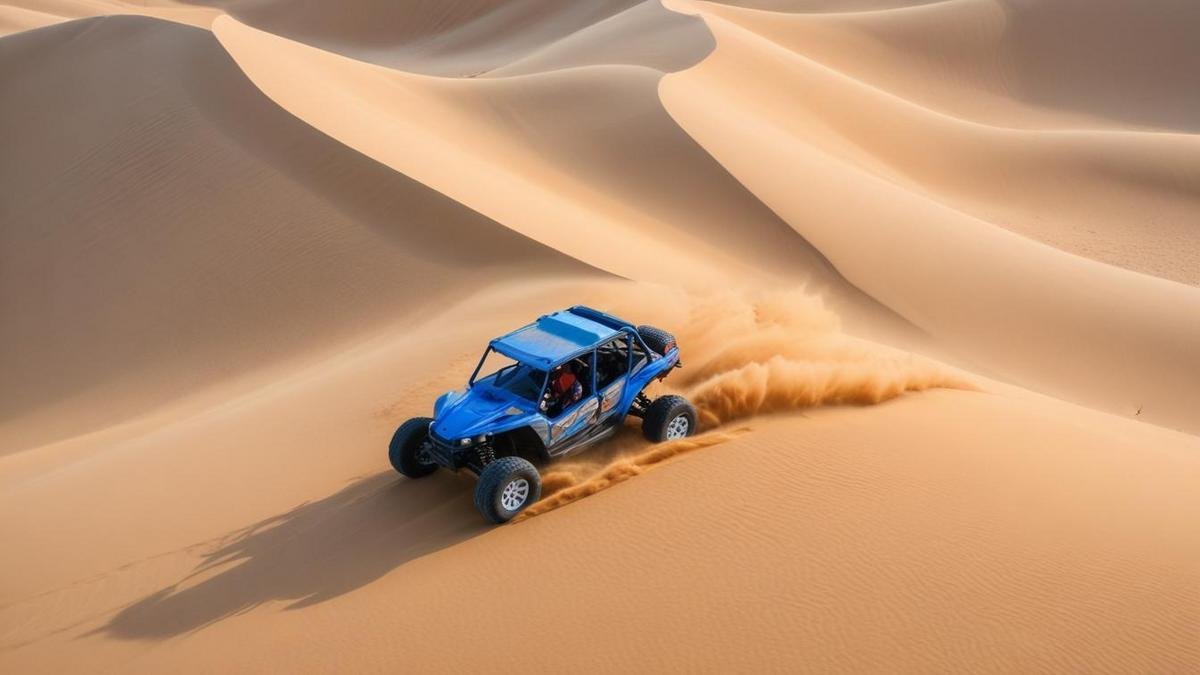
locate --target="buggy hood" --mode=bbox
[431,384,537,441]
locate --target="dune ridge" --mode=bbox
[191,0,656,74]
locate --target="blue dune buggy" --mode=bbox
[388,306,696,523]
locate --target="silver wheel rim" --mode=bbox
[501,477,530,512]
[666,414,690,440]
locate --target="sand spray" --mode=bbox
[517,286,973,518]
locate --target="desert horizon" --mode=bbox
[1,1,1198,672]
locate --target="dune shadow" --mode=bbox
[98,470,485,640]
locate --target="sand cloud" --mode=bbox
[668,289,973,427]
[519,287,973,517]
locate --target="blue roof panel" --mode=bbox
[491,309,621,369]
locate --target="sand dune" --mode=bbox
[660,4,1200,431]
[675,0,1200,285]
[3,275,1197,672]
[0,16,592,451]
[695,0,1200,132]
[209,13,928,340]
[209,17,839,286]
[0,4,61,35]
[3,334,1196,672]
[2,1,1198,672]
[4,0,218,28]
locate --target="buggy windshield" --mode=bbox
[470,347,546,401]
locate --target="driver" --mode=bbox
[543,362,583,416]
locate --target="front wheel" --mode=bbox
[642,394,697,442]
[474,457,541,524]
[389,417,437,478]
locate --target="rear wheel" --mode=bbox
[642,394,697,442]
[637,324,676,356]
[389,417,437,478]
[474,456,541,524]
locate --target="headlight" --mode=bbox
[458,438,471,447]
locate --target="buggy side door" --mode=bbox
[545,350,599,446]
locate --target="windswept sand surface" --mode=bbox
[1,1,1198,672]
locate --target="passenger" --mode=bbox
[543,362,583,416]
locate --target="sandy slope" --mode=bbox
[208,13,923,342]
[694,0,1200,133]
[2,1,1199,673]
[2,329,1197,672]
[0,4,60,35]
[2,274,1197,672]
[3,0,218,28]
[679,0,1200,285]
[661,1,1200,432]
[207,16,812,285]
[0,16,592,451]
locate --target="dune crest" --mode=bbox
[207,14,858,293]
